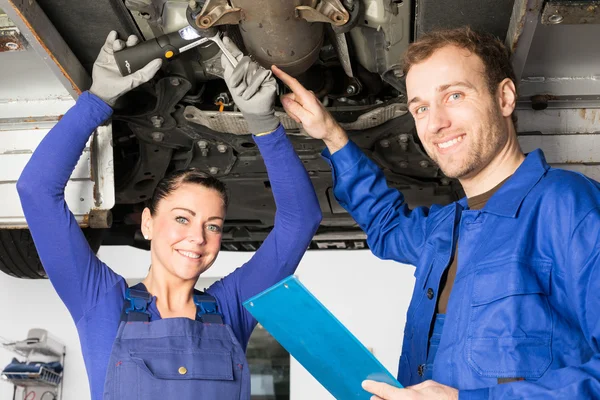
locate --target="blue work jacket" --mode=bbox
[323,141,600,399]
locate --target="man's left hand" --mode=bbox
[362,380,459,400]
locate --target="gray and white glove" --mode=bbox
[221,37,279,135]
[89,31,162,107]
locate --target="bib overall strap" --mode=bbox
[194,293,224,324]
[120,288,152,322]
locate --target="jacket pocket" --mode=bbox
[467,337,552,379]
[466,259,553,379]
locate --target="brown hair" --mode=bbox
[148,169,229,215]
[402,27,517,124]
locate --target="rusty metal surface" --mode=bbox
[541,1,600,25]
[230,0,324,76]
[89,209,113,228]
[1,0,91,96]
[195,0,242,28]
[0,26,27,51]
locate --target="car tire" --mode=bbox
[0,229,104,279]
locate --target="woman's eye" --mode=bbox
[175,216,188,224]
[207,225,222,233]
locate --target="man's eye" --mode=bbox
[207,225,222,233]
[175,216,188,224]
[416,106,428,114]
[449,93,462,101]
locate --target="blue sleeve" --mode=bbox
[207,125,322,348]
[460,207,600,400]
[16,92,123,323]
[322,140,429,266]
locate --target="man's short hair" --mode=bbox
[402,26,518,125]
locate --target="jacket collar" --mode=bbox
[463,149,550,218]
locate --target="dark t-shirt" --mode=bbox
[436,177,510,314]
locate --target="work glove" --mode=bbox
[221,37,279,135]
[89,31,162,107]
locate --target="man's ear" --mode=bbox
[141,207,153,241]
[498,78,517,118]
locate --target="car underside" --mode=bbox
[1,0,599,277]
[54,0,473,252]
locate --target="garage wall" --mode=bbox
[0,247,415,400]
[0,273,85,400]
[287,251,415,400]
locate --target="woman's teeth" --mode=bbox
[178,250,200,259]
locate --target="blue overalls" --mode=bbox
[103,284,250,399]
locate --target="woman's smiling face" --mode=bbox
[142,183,226,282]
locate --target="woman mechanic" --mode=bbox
[17,32,321,399]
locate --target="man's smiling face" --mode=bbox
[406,45,508,180]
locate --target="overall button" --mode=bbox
[417,364,426,377]
[427,288,434,300]
[178,366,188,375]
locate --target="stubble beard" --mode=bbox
[431,106,506,180]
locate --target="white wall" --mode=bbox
[288,251,415,400]
[0,274,85,400]
[0,247,414,400]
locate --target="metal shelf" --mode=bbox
[1,329,65,400]
[3,366,62,387]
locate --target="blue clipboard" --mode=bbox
[243,275,402,399]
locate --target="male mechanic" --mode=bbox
[271,27,600,399]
